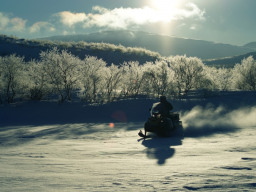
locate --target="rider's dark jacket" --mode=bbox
[151,100,173,118]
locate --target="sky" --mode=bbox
[1,0,256,45]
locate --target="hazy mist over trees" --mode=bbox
[1,47,256,104]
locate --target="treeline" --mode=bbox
[0,48,256,104]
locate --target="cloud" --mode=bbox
[88,4,204,29]
[56,11,87,27]
[9,17,27,31]
[55,3,205,30]
[0,12,10,30]
[0,2,205,38]
[177,3,205,21]
[29,22,55,33]
[84,6,155,29]
[190,25,196,30]
[0,12,27,32]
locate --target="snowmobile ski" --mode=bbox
[138,130,151,138]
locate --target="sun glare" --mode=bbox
[150,0,180,12]
[146,0,182,23]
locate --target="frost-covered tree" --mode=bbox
[232,56,256,90]
[119,61,144,97]
[102,64,122,102]
[79,56,107,103]
[203,66,233,91]
[142,60,171,97]
[5,48,256,104]
[0,55,27,103]
[0,57,3,103]
[40,48,81,102]
[170,56,205,95]
[27,60,50,100]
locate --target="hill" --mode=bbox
[40,30,253,60]
[203,51,256,68]
[2,32,256,68]
[244,42,256,50]
[0,34,161,65]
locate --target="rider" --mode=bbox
[139,96,173,137]
[158,95,173,118]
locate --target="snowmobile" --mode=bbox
[138,103,183,138]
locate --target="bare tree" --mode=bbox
[103,64,122,102]
[40,48,81,102]
[141,60,174,97]
[27,60,50,100]
[203,66,233,91]
[79,56,107,103]
[0,55,26,103]
[0,56,3,103]
[119,61,144,97]
[170,56,205,95]
[232,56,256,90]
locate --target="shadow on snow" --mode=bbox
[139,136,183,165]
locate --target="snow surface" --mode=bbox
[1,92,256,191]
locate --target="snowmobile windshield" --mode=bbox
[150,102,161,116]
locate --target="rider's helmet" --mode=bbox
[160,95,167,103]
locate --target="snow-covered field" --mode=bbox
[1,92,256,191]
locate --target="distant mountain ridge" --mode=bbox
[39,30,253,60]
[203,51,256,68]
[243,42,256,50]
